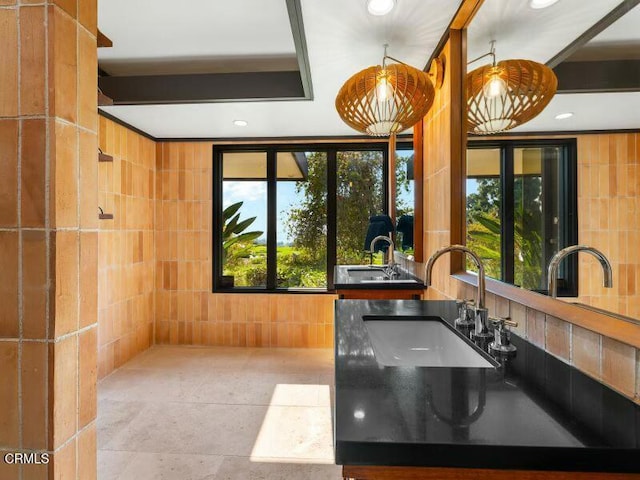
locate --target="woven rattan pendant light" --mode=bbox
[335,46,435,136]
[467,41,557,135]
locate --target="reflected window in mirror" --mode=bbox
[465,140,578,296]
[395,145,415,253]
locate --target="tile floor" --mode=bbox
[98,346,341,480]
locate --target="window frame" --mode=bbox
[466,138,578,297]
[213,142,411,293]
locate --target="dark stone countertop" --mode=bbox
[334,265,424,290]
[334,299,640,473]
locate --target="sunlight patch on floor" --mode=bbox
[250,384,334,464]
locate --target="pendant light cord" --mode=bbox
[381,44,414,68]
[468,40,498,66]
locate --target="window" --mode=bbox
[213,143,409,292]
[466,140,578,296]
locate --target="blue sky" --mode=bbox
[467,178,479,195]
[224,180,415,245]
[223,150,417,245]
[222,180,298,244]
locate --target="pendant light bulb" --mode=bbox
[483,72,507,98]
[376,74,393,101]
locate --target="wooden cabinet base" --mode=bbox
[337,289,422,300]
[343,466,640,480]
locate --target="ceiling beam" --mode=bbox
[98,71,305,105]
[286,0,313,100]
[546,0,640,68]
[554,59,640,93]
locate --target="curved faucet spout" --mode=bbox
[547,245,613,298]
[425,245,485,309]
[370,235,395,267]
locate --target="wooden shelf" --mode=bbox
[98,89,113,106]
[98,151,113,162]
[98,29,113,48]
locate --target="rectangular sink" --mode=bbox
[359,279,419,283]
[363,316,495,368]
[346,268,389,281]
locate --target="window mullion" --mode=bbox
[502,145,515,284]
[327,149,337,289]
[267,149,277,290]
[212,146,223,291]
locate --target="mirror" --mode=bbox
[465,0,640,322]
[394,145,416,255]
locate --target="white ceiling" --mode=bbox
[509,91,640,132]
[98,0,298,75]
[100,0,640,138]
[467,0,623,64]
[99,0,463,138]
[568,4,640,61]
[467,0,640,133]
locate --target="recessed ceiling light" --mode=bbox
[554,112,573,120]
[529,0,560,9]
[233,120,248,127]
[366,0,396,16]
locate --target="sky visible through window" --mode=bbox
[223,181,414,246]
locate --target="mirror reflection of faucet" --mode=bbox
[426,369,487,434]
[547,245,613,298]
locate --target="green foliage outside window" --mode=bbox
[221,150,413,289]
[466,177,544,290]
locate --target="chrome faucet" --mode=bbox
[547,245,613,298]
[425,245,486,309]
[425,245,493,349]
[370,235,397,273]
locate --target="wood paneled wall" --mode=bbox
[154,142,336,348]
[97,117,156,379]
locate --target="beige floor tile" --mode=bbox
[100,368,207,403]
[97,400,147,449]
[190,371,327,406]
[103,402,268,456]
[98,346,338,479]
[244,348,334,374]
[97,450,136,480]
[117,453,223,480]
[122,345,251,372]
[250,405,334,463]
[214,456,342,480]
[318,374,335,408]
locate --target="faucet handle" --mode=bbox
[489,316,517,360]
[454,299,476,335]
[455,298,475,308]
[490,316,517,329]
